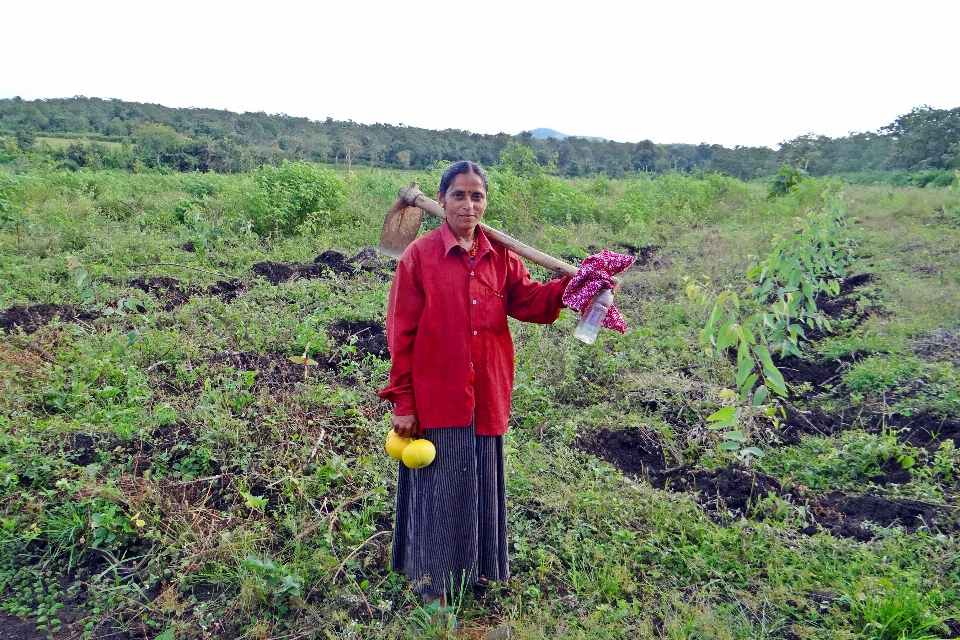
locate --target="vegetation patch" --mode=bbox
[2,158,959,638]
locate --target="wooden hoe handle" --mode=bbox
[398,185,579,278]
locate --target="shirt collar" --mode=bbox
[440,220,495,260]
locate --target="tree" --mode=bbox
[133,122,184,166]
[882,106,960,170]
[340,130,363,172]
[14,129,35,151]
[397,149,412,169]
[365,132,385,168]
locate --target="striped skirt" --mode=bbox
[391,425,509,595]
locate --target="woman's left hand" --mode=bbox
[392,413,420,438]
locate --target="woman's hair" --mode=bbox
[438,161,489,198]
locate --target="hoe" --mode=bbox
[379,183,579,277]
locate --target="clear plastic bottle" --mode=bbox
[574,287,614,344]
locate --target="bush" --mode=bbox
[612,173,738,229]
[245,161,347,236]
[537,176,598,225]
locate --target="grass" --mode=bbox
[34,136,125,150]
[1,163,959,638]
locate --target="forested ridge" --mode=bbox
[1,96,958,181]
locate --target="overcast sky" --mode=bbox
[3,0,959,149]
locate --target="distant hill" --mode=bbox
[529,128,608,142]
[530,128,568,140]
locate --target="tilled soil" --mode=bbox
[252,249,387,285]
[128,275,197,310]
[0,249,389,334]
[207,350,306,391]
[577,271,960,541]
[0,613,52,640]
[326,318,388,361]
[0,303,98,335]
[577,427,955,539]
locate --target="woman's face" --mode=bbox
[439,172,487,240]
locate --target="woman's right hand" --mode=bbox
[391,413,420,438]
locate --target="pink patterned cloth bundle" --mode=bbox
[562,249,635,334]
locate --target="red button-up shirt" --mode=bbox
[379,221,569,436]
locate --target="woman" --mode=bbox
[379,161,570,605]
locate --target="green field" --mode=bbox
[1,161,959,639]
[34,136,124,150]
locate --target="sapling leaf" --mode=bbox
[736,354,754,388]
[739,374,758,403]
[709,418,737,430]
[707,406,736,422]
[753,344,775,370]
[742,447,764,458]
[716,324,735,351]
[719,442,741,451]
[763,364,788,396]
[707,304,723,329]
[724,431,746,442]
[753,386,769,406]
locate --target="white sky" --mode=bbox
[3,0,959,149]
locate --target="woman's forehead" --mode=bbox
[448,172,486,193]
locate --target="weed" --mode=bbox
[843,579,951,640]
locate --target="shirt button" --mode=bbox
[472,300,477,305]
[470,271,475,276]
[473,330,478,335]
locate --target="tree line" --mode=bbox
[1,96,958,180]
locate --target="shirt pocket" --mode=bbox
[478,284,509,333]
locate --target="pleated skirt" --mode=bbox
[391,425,509,595]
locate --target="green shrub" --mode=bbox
[537,176,598,225]
[245,161,347,236]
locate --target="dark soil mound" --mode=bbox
[773,356,843,391]
[315,249,354,273]
[208,351,305,391]
[251,259,338,285]
[251,261,298,285]
[577,428,669,478]
[774,406,847,445]
[803,272,878,341]
[841,273,875,290]
[868,459,913,486]
[682,467,783,512]
[345,248,384,272]
[129,275,197,310]
[67,433,98,466]
[0,303,98,335]
[863,411,960,450]
[250,249,384,286]
[579,426,956,539]
[613,243,663,269]
[206,279,247,302]
[804,492,950,541]
[327,318,388,360]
